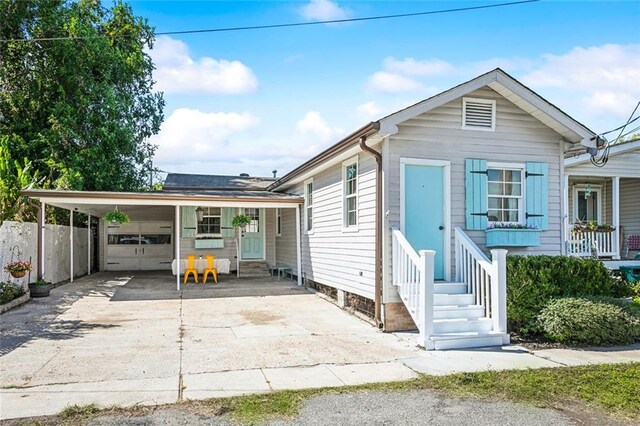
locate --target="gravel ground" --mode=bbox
[81,390,629,426]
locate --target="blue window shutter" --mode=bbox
[465,159,488,230]
[525,162,548,230]
[221,207,236,238]
[181,206,197,238]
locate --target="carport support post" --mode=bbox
[296,205,302,286]
[40,202,46,280]
[70,209,74,282]
[87,214,91,275]
[175,205,181,291]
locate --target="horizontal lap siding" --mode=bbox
[276,207,297,268]
[295,155,378,300]
[567,151,640,177]
[384,87,564,303]
[621,178,640,255]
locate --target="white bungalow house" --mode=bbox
[564,139,640,260]
[24,68,601,350]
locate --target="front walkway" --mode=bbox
[1,272,639,420]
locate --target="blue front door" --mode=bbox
[241,208,264,259]
[404,164,446,279]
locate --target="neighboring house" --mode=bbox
[23,68,600,350]
[564,139,640,259]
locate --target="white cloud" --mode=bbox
[356,101,384,121]
[383,57,456,77]
[300,0,348,21]
[367,71,426,93]
[522,44,640,119]
[150,36,258,94]
[296,111,344,147]
[150,108,260,169]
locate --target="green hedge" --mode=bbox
[538,297,640,346]
[507,255,632,335]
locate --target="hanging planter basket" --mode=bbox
[104,209,129,224]
[4,260,32,279]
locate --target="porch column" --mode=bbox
[87,214,91,275]
[40,202,46,280]
[70,209,74,282]
[175,205,181,291]
[612,176,620,260]
[562,174,569,255]
[296,205,302,286]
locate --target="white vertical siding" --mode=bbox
[285,154,378,299]
[383,87,565,302]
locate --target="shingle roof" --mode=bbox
[163,173,276,191]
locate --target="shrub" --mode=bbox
[538,298,640,346]
[0,281,26,304]
[583,296,640,318]
[507,255,632,335]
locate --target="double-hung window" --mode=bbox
[304,179,313,232]
[487,165,524,224]
[343,160,358,228]
[197,207,222,235]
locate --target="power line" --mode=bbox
[0,0,540,43]
[591,101,640,167]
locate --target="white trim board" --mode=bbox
[399,157,452,281]
[565,140,640,167]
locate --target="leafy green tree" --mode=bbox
[0,0,164,206]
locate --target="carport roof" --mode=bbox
[22,189,303,213]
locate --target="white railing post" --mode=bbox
[419,250,435,350]
[490,249,508,340]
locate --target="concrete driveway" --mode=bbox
[2,272,639,420]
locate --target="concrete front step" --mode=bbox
[433,317,493,334]
[239,261,271,278]
[428,331,510,350]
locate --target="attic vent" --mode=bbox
[462,97,495,131]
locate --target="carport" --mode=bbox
[22,189,304,290]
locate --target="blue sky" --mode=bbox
[129,0,640,177]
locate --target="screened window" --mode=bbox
[305,180,313,231]
[197,207,222,235]
[487,168,523,223]
[276,208,282,236]
[344,162,358,227]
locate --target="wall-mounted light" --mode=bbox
[195,207,205,222]
[584,184,592,198]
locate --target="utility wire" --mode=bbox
[591,101,640,167]
[0,0,540,43]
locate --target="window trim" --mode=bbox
[462,97,496,132]
[486,162,525,225]
[276,208,282,237]
[304,178,314,234]
[342,156,359,232]
[196,206,223,237]
[572,184,602,224]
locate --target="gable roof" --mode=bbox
[378,68,596,145]
[164,173,275,191]
[270,68,597,191]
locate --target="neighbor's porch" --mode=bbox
[564,175,640,259]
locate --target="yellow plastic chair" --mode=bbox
[203,254,218,284]
[183,255,198,284]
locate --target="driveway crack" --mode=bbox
[178,289,185,402]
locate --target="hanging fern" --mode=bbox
[104,210,129,224]
[232,214,251,229]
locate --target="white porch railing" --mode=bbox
[454,227,507,335]
[391,228,435,347]
[566,225,616,257]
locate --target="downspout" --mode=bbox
[359,135,383,328]
[26,197,42,279]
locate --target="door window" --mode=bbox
[244,208,260,233]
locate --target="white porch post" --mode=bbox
[562,174,569,255]
[87,214,91,275]
[418,250,435,350]
[296,205,302,286]
[175,205,181,291]
[40,202,46,280]
[69,209,74,282]
[490,249,509,339]
[612,176,620,260]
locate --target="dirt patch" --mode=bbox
[239,310,282,325]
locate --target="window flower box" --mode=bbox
[194,238,224,249]
[485,228,541,247]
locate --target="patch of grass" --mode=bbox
[59,403,100,420]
